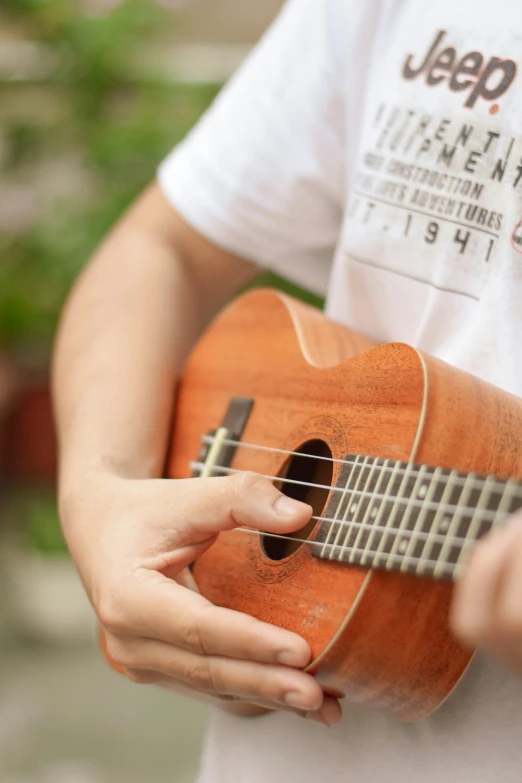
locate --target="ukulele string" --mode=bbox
[193,437,518,576]
[190,461,511,528]
[202,435,522,501]
[190,460,510,566]
[310,513,468,547]
[237,528,464,579]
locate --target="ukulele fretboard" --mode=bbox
[311,455,522,581]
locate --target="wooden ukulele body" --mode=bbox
[168,289,522,720]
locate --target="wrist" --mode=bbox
[58,449,162,520]
[57,467,124,551]
[57,468,130,603]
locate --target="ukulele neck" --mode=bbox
[312,455,522,581]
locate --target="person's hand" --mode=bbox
[451,511,522,672]
[61,470,342,726]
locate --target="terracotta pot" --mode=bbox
[0,352,20,478]
[6,378,57,483]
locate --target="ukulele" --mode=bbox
[105,288,522,720]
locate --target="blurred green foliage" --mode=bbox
[0,0,321,554]
[0,0,220,351]
[8,487,67,554]
[0,0,322,353]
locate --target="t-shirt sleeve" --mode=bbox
[158,0,346,296]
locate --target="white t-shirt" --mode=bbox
[159,1,522,780]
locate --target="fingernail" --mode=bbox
[285,691,312,709]
[320,700,342,727]
[274,496,307,517]
[307,712,329,726]
[277,649,307,667]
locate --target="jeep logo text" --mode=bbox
[403,30,517,109]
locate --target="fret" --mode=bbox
[371,462,416,570]
[399,466,443,573]
[349,458,391,564]
[337,456,374,559]
[408,466,456,568]
[458,474,496,561]
[381,463,421,569]
[494,478,522,521]
[347,457,383,563]
[329,454,368,558]
[336,456,371,561]
[312,452,522,582]
[320,454,363,559]
[422,469,466,572]
[358,459,403,567]
[415,469,459,577]
[487,484,509,520]
[387,464,429,562]
[433,472,476,579]
[450,475,496,579]
[399,464,435,569]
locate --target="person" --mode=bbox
[52,0,522,780]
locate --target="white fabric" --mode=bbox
[159,1,522,780]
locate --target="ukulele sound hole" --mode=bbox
[262,439,333,561]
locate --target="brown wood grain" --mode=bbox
[103,288,522,720]
[166,289,522,719]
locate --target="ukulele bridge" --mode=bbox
[192,396,254,478]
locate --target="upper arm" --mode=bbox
[118,181,261,321]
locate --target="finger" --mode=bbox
[156,472,313,548]
[479,523,522,669]
[120,571,311,667]
[114,636,324,712]
[173,567,200,592]
[124,668,342,726]
[298,696,343,726]
[494,540,522,640]
[451,520,522,646]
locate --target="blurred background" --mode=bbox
[0,2,298,781]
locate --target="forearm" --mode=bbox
[53,220,200,491]
[53,184,258,552]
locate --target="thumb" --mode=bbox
[172,471,313,544]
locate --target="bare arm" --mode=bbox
[53,182,341,727]
[54,182,257,496]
